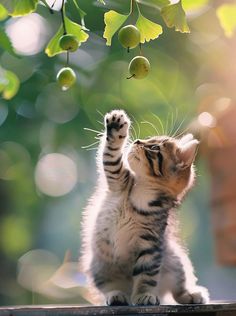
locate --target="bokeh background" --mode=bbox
[1,0,236,306]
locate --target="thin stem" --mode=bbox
[127,74,135,79]
[66,51,69,66]
[139,43,142,55]
[51,0,57,9]
[135,0,141,15]
[61,0,67,35]
[130,0,135,15]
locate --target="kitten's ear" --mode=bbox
[177,139,199,168]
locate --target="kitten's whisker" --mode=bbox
[152,113,165,135]
[172,114,188,138]
[165,111,171,136]
[141,121,159,136]
[175,125,191,139]
[129,130,135,142]
[97,120,103,125]
[82,140,100,149]
[130,115,139,140]
[168,110,175,137]
[84,127,102,135]
[130,123,138,141]
[85,147,99,151]
[96,109,105,118]
[170,107,179,137]
[131,114,141,139]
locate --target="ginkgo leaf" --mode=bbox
[0,4,8,20]
[182,0,209,11]
[0,27,17,56]
[217,3,236,38]
[161,0,190,33]
[136,14,163,43]
[45,16,89,57]
[103,10,129,46]
[0,0,39,16]
[137,0,170,9]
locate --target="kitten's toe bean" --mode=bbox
[106,291,129,306]
[105,110,130,139]
[132,293,159,306]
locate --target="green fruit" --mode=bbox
[59,34,79,52]
[56,67,76,90]
[118,25,140,50]
[128,56,150,79]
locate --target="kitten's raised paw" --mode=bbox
[105,290,129,306]
[105,110,130,141]
[132,293,160,306]
[175,287,209,304]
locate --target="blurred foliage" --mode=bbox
[0,0,235,306]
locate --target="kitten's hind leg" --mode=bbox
[161,242,209,304]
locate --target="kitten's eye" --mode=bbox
[151,145,160,151]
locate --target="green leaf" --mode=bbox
[137,0,170,9]
[161,0,190,33]
[103,10,129,46]
[0,0,39,16]
[0,28,17,56]
[182,0,209,11]
[217,3,236,38]
[97,0,105,4]
[45,16,89,57]
[136,14,163,43]
[0,4,8,20]
[0,68,20,100]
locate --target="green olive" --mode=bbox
[59,34,79,52]
[118,25,140,50]
[128,56,150,79]
[56,67,76,90]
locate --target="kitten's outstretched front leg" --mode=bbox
[102,110,131,191]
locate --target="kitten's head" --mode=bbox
[127,134,199,196]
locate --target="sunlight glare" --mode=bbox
[35,153,78,197]
[6,14,49,56]
[198,112,216,128]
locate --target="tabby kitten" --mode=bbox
[81,109,209,306]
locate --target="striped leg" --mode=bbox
[161,241,210,304]
[103,110,131,191]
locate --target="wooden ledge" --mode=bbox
[0,301,236,316]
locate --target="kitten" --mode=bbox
[81,109,209,306]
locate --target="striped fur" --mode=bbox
[80,110,209,306]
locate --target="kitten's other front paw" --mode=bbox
[175,287,209,304]
[105,290,129,306]
[105,110,130,141]
[132,293,160,306]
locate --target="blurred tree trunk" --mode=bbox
[200,101,236,265]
